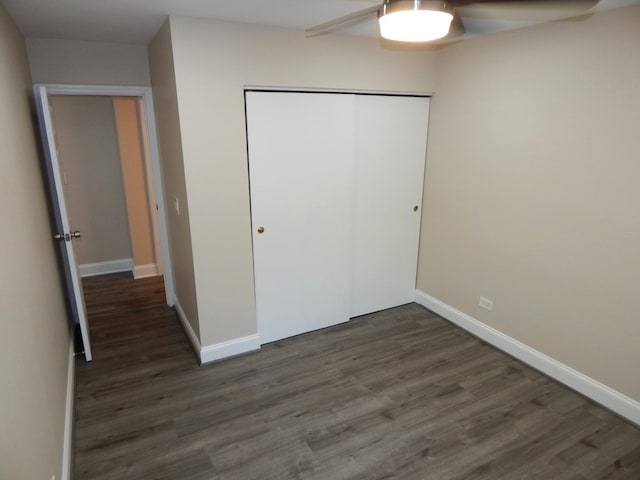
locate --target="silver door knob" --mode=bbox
[53,231,81,241]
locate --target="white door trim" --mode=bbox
[35,83,176,307]
[244,85,434,97]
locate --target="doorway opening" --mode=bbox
[49,95,162,281]
[35,84,175,361]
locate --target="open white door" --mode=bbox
[34,85,92,361]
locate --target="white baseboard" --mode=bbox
[133,263,160,279]
[61,339,75,480]
[200,334,261,364]
[79,258,132,277]
[174,297,202,362]
[173,297,261,365]
[414,290,640,427]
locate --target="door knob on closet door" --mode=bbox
[257,226,265,234]
[71,230,81,239]
[413,206,419,212]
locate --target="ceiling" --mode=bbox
[2,0,639,45]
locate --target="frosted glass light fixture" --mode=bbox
[378,0,454,42]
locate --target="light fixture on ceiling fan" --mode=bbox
[378,0,454,42]
[306,0,600,44]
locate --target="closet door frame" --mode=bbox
[245,87,432,345]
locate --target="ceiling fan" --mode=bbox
[306,0,600,43]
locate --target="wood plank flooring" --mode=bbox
[75,273,640,479]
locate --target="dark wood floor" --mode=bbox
[75,273,640,480]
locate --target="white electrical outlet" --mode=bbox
[479,297,493,311]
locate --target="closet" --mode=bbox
[246,90,430,344]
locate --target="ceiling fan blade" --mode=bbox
[454,0,599,12]
[306,5,381,33]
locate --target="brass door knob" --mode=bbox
[257,226,265,234]
[413,205,419,212]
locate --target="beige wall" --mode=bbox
[113,96,157,269]
[0,6,71,480]
[26,37,150,86]
[49,95,132,266]
[164,17,440,347]
[418,6,640,401]
[155,8,640,405]
[148,21,200,337]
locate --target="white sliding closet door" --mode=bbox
[246,91,355,344]
[350,95,430,317]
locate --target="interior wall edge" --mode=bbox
[148,18,200,332]
[415,290,640,427]
[174,296,201,363]
[200,335,261,365]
